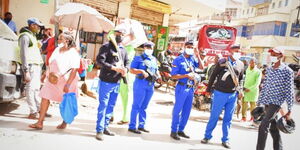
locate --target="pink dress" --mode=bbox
[40,50,79,102]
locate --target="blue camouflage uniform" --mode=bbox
[128,53,158,130]
[171,54,199,133]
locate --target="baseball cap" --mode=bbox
[185,40,194,46]
[268,47,284,54]
[27,17,44,26]
[143,41,155,48]
[114,24,127,34]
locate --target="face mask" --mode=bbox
[115,35,123,43]
[232,52,241,60]
[58,43,65,47]
[184,48,194,55]
[144,49,153,56]
[270,56,279,63]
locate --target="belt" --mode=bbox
[137,76,144,79]
[178,81,193,88]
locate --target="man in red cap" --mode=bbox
[256,47,294,150]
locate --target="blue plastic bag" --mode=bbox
[59,93,78,124]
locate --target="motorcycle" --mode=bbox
[192,70,211,111]
[154,62,177,92]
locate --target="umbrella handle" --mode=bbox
[75,16,82,42]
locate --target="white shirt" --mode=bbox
[49,47,80,79]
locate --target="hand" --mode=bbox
[238,92,244,99]
[244,88,250,93]
[205,92,211,98]
[187,73,195,80]
[41,72,46,83]
[284,111,291,120]
[142,70,149,78]
[63,84,70,93]
[112,66,124,74]
[24,71,31,83]
[120,68,127,77]
[157,78,163,83]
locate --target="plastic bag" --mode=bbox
[59,93,78,124]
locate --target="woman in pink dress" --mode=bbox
[29,32,80,130]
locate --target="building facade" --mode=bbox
[233,0,300,64]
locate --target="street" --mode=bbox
[0,83,299,150]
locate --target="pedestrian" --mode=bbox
[201,45,244,149]
[170,41,201,140]
[28,32,80,130]
[256,48,294,150]
[128,41,160,134]
[3,12,17,34]
[95,28,129,141]
[241,58,262,122]
[18,18,44,119]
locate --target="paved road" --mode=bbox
[0,86,299,150]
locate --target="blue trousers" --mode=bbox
[204,90,237,142]
[129,79,154,130]
[96,80,120,133]
[171,84,194,133]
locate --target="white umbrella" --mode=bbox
[50,2,114,38]
[115,18,148,48]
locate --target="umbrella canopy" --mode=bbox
[50,2,114,33]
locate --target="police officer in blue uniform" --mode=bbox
[170,41,201,140]
[95,28,129,141]
[128,41,160,134]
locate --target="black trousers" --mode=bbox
[256,104,282,150]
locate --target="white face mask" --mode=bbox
[270,56,279,63]
[232,52,241,60]
[184,48,194,55]
[144,49,153,56]
[58,43,64,48]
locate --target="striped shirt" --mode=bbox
[257,63,294,111]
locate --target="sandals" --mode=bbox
[117,120,129,125]
[28,123,43,130]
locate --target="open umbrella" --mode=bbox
[50,2,114,39]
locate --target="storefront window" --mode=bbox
[142,23,157,42]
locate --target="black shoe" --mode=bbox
[138,128,149,133]
[128,129,141,134]
[178,131,190,139]
[96,132,104,141]
[222,142,231,149]
[103,129,115,136]
[170,132,180,140]
[201,138,210,144]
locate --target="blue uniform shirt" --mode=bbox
[131,53,158,78]
[171,54,199,84]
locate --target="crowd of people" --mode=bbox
[2,13,295,150]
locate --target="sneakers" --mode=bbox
[201,138,210,144]
[96,132,104,141]
[170,132,180,140]
[178,131,190,139]
[128,129,141,134]
[222,142,231,149]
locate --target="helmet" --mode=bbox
[251,106,265,124]
[276,117,295,134]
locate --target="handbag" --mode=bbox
[48,68,72,84]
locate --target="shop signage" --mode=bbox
[137,0,172,14]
